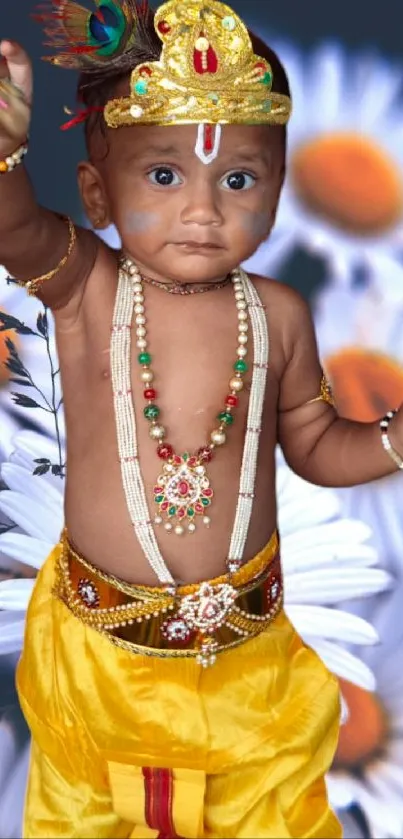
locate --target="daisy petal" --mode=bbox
[306,639,376,690]
[0,578,35,610]
[287,605,379,645]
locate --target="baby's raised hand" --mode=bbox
[0,41,32,155]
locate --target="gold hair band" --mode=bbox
[306,373,335,407]
[17,216,76,297]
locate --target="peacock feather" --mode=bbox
[33,0,149,68]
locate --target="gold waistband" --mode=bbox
[53,531,283,663]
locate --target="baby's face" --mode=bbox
[81,122,285,283]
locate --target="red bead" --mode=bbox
[226,395,238,407]
[140,66,152,77]
[158,19,171,34]
[197,446,214,464]
[178,480,189,497]
[144,388,157,400]
[157,444,174,460]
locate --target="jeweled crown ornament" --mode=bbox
[104,0,292,129]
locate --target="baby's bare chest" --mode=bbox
[54,287,281,582]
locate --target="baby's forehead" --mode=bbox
[111,123,277,164]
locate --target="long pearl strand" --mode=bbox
[110,262,269,584]
[228,271,269,567]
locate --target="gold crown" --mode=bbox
[104,0,292,128]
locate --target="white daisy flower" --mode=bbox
[0,266,64,453]
[314,279,403,576]
[244,44,403,287]
[328,581,403,838]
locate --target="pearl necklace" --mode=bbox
[110,259,269,585]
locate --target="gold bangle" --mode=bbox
[18,216,77,297]
[306,373,335,407]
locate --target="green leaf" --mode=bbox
[0,312,36,336]
[11,393,42,409]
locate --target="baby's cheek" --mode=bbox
[121,210,162,235]
[237,209,271,242]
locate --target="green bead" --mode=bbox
[183,452,189,461]
[138,352,151,365]
[201,498,210,506]
[155,495,164,503]
[218,411,234,425]
[169,506,177,516]
[144,405,160,420]
[262,100,272,113]
[187,508,195,517]
[234,359,248,373]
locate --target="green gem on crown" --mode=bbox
[138,352,151,365]
[154,495,164,503]
[260,71,273,86]
[169,506,177,516]
[134,79,148,95]
[234,359,248,373]
[222,15,236,30]
[144,405,160,420]
[187,508,195,517]
[218,411,234,426]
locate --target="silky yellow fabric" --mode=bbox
[17,542,342,838]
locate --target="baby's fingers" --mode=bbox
[0,41,33,105]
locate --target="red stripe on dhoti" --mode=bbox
[142,767,181,838]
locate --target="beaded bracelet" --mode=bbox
[380,409,403,470]
[16,216,77,297]
[0,140,28,174]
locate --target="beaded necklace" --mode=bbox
[140,274,232,295]
[110,260,269,664]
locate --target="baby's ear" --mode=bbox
[77,160,111,230]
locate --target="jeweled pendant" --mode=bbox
[153,453,214,535]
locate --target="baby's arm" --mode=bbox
[0,41,99,316]
[275,284,403,487]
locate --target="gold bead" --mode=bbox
[141,369,154,383]
[229,377,244,392]
[211,429,226,446]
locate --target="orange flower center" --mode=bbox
[335,679,387,768]
[325,348,403,422]
[291,132,403,235]
[0,309,16,388]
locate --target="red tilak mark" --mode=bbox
[204,125,213,153]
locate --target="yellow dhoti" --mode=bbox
[16,532,342,838]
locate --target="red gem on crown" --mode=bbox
[158,20,171,34]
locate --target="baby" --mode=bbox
[0,1,402,836]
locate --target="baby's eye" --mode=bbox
[221,171,256,191]
[148,167,182,187]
